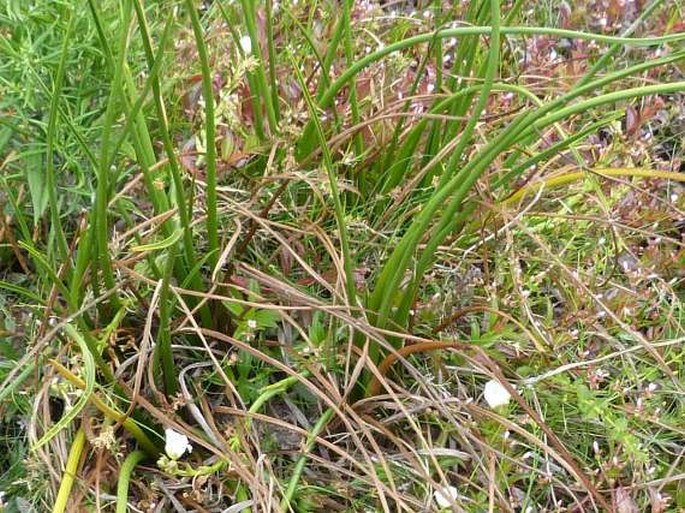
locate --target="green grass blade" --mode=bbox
[44,9,74,263]
[186,0,219,272]
[291,56,357,308]
[297,25,685,159]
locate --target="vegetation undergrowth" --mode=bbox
[1,0,683,511]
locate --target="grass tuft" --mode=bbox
[1,1,683,511]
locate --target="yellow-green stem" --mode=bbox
[52,428,87,513]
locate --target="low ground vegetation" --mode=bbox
[0,1,683,511]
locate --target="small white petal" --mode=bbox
[164,428,192,460]
[434,485,459,508]
[483,379,511,408]
[239,35,252,55]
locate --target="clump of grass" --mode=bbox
[1,0,684,511]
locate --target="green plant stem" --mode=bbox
[441,0,501,182]
[370,79,685,332]
[250,375,302,415]
[92,0,135,314]
[265,0,280,124]
[157,241,178,396]
[281,408,334,510]
[87,0,114,70]
[240,0,279,135]
[297,25,684,158]
[342,0,363,156]
[33,324,97,451]
[45,9,74,264]
[52,428,87,513]
[317,5,347,100]
[292,58,357,308]
[132,2,199,273]
[186,0,219,272]
[577,0,664,87]
[116,450,147,513]
[0,360,36,404]
[18,241,72,308]
[214,4,269,141]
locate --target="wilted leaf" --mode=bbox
[279,246,293,276]
[625,104,640,137]
[648,487,669,513]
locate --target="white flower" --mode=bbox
[239,35,252,55]
[247,319,257,329]
[433,485,459,509]
[164,428,192,460]
[483,379,511,408]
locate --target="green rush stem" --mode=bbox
[94,0,136,314]
[50,359,159,456]
[443,0,501,181]
[265,0,281,124]
[132,2,211,300]
[87,0,114,70]
[19,241,72,308]
[250,375,301,416]
[116,450,147,513]
[369,79,685,331]
[0,359,36,404]
[503,0,525,23]
[240,0,279,135]
[35,320,121,452]
[368,45,683,328]
[186,0,219,272]
[577,0,665,87]
[298,25,684,158]
[317,5,347,100]
[441,0,486,144]
[215,2,276,139]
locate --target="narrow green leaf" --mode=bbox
[24,150,48,225]
[131,228,183,253]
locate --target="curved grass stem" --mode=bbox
[52,428,87,513]
[298,25,685,158]
[116,450,147,513]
